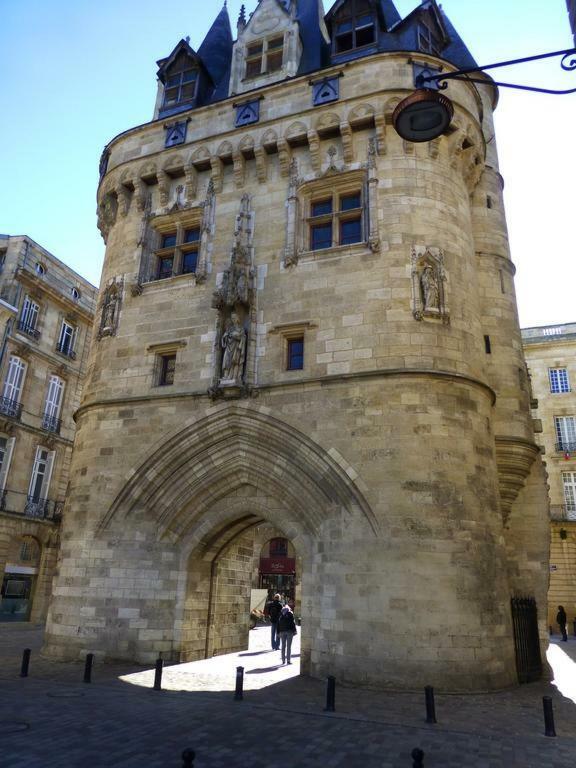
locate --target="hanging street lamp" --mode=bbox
[393,47,576,143]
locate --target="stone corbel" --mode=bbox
[277,138,291,178]
[157,170,170,208]
[495,437,540,525]
[340,122,354,164]
[135,178,148,212]
[233,152,246,188]
[374,115,386,156]
[255,147,268,183]
[428,138,441,160]
[184,165,198,203]
[307,130,321,173]
[116,185,131,217]
[210,156,224,193]
[403,139,415,156]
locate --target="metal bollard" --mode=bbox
[181,748,196,767]
[153,657,164,691]
[573,618,576,637]
[543,696,557,737]
[20,649,31,678]
[234,665,244,701]
[411,748,425,767]
[324,675,336,712]
[424,686,437,724]
[83,653,94,684]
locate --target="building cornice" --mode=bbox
[74,367,497,421]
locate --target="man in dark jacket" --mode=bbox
[557,605,568,641]
[267,593,283,650]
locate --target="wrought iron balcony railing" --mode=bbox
[0,396,22,420]
[550,504,576,522]
[55,342,76,360]
[555,441,576,453]
[16,321,40,340]
[0,488,63,522]
[41,412,61,434]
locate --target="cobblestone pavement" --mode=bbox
[1,623,576,767]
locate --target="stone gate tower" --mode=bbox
[44,0,549,691]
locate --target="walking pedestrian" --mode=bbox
[267,593,283,650]
[557,605,568,641]
[277,604,297,665]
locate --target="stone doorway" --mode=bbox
[178,514,305,668]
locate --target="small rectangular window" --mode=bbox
[549,368,570,394]
[340,193,361,211]
[287,338,304,371]
[311,223,332,251]
[184,228,200,243]
[158,354,176,386]
[162,234,177,248]
[181,251,198,275]
[157,256,174,280]
[311,199,333,217]
[484,335,491,354]
[340,217,362,245]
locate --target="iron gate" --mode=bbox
[511,597,543,683]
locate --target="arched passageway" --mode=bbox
[87,405,377,679]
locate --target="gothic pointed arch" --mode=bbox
[98,405,378,539]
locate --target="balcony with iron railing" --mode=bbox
[55,341,76,360]
[41,412,62,434]
[16,320,40,340]
[0,488,63,522]
[0,396,22,420]
[555,441,576,453]
[550,504,576,522]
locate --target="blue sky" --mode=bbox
[1,0,573,326]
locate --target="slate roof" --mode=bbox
[159,0,478,111]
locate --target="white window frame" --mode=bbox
[555,416,576,451]
[28,447,55,504]
[549,368,570,394]
[42,376,64,432]
[0,436,15,492]
[562,472,576,519]
[20,296,40,331]
[58,320,76,356]
[2,356,27,409]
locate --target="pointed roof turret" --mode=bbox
[437,4,477,70]
[378,0,401,30]
[198,3,234,87]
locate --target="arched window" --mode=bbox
[333,0,376,54]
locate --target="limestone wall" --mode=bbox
[43,49,548,690]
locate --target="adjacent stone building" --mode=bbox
[0,235,97,622]
[522,323,576,632]
[44,0,549,691]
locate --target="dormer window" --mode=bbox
[245,35,284,79]
[417,19,443,56]
[163,53,198,109]
[334,0,376,54]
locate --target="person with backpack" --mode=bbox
[277,604,297,664]
[267,593,283,650]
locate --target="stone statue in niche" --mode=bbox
[98,278,123,339]
[420,264,440,311]
[411,246,448,323]
[221,311,247,384]
[210,195,255,396]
